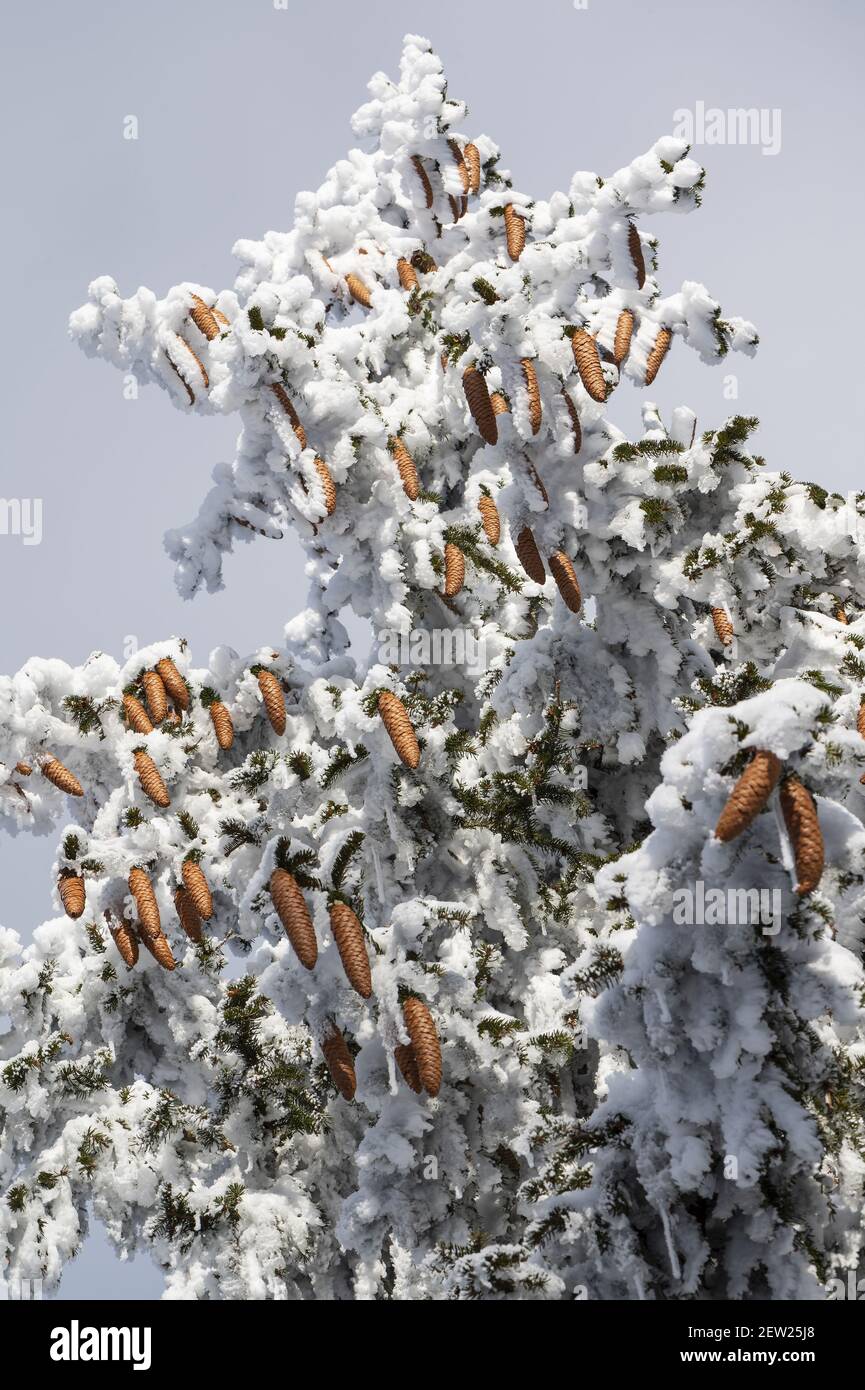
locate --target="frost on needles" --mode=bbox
[0,33,863,1300]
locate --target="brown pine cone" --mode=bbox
[464,142,481,195]
[134,750,170,809]
[549,551,582,614]
[174,333,209,390]
[378,690,421,769]
[257,669,286,735]
[711,607,734,647]
[313,457,337,516]
[478,494,501,546]
[857,699,865,740]
[112,920,139,968]
[463,367,498,446]
[521,359,542,435]
[129,867,160,936]
[715,750,782,843]
[189,294,220,342]
[443,543,465,598]
[490,390,510,416]
[141,930,176,972]
[40,757,83,797]
[561,390,582,454]
[270,868,317,969]
[14,761,32,776]
[571,330,606,402]
[142,670,168,724]
[503,204,526,261]
[645,327,673,385]
[389,437,420,500]
[403,997,442,1097]
[346,273,372,308]
[182,860,213,921]
[270,383,308,449]
[780,775,825,895]
[58,874,85,920]
[166,352,195,404]
[628,222,646,288]
[394,1042,423,1094]
[835,605,848,624]
[322,1028,357,1101]
[397,258,419,291]
[123,693,153,734]
[155,658,189,710]
[613,309,634,366]
[448,139,470,194]
[448,193,461,223]
[516,526,545,584]
[329,901,372,999]
[174,887,203,944]
[411,154,434,208]
[209,701,234,750]
[211,306,230,329]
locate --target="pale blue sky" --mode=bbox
[1,0,862,1299]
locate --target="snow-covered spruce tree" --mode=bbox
[1,34,861,1300]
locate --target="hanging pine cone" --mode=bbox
[645,327,673,385]
[40,757,83,797]
[181,860,213,921]
[715,750,782,842]
[613,309,635,366]
[835,604,848,624]
[561,390,582,454]
[313,456,337,515]
[270,383,308,449]
[516,526,545,584]
[209,700,234,750]
[397,258,419,291]
[503,204,526,261]
[123,693,153,734]
[112,919,139,968]
[211,306,230,329]
[711,607,734,647]
[58,873,85,920]
[521,359,542,435]
[377,690,421,769]
[478,494,501,546]
[174,887,203,944]
[464,142,481,195]
[141,930,176,972]
[134,750,170,809]
[142,670,168,724]
[571,330,606,402]
[14,762,32,776]
[443,543,465,598]
[411,154,434,208]
[129,867,160,936]
[346,273,372,308]
[628,222,646,288]
[857,699,865,740]
[189,294,220,342]
[174,334,209,390]
[490,390,510,416]
[448,138,470,194]
[167,352,194,404]
[403,997,442,1097]
[463,366,498,446]
[389,437,420,500]
[257,669,286,735]
[780,775,825,895]
[329,901,372,999]
[322,1028,357,1101]
[549,551,582,614]
[394,1042,423,1094]
[155,657,189,710]
[270,868,317,969]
